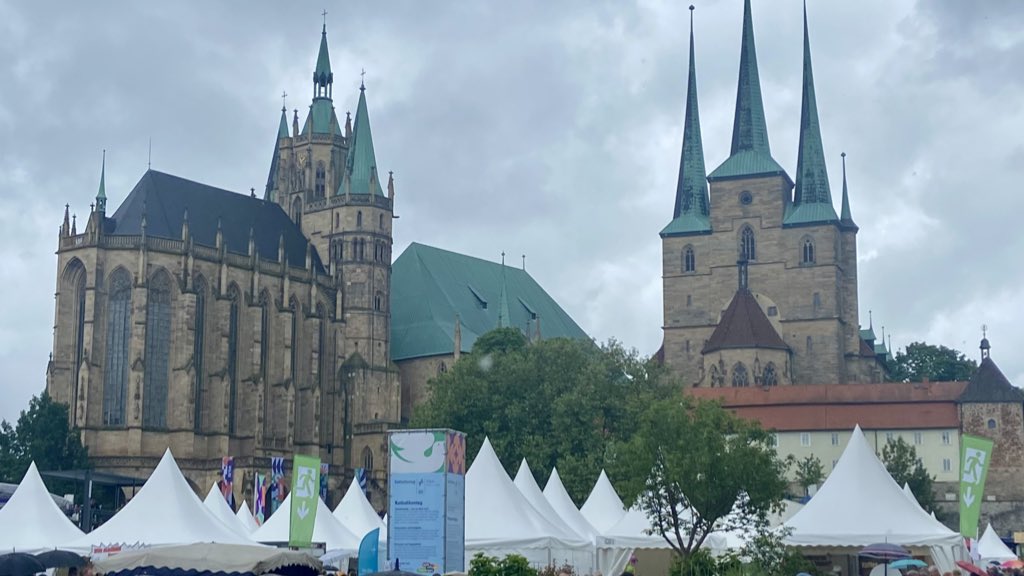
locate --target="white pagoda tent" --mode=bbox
[977,523,1017,564]
[203,483,251,537]
[333,479,385,540]
[251,493,360,554]
[580,470,626,535]
[0,462,85,552]
[783,426,963,571]
[465,438,591,569]
[236,500,260,533]
[543,468,601,544]
[513,460,594,573]
[67,449,253,549]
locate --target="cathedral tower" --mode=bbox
[661,1,883,387]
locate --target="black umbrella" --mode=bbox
[0,552,46,576]
[35,550,87,569]
[860,543,911,561]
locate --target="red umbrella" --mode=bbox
[1002,560,1024,569]
[860,543,912,561]
[956,560,988,576]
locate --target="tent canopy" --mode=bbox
[68,449,252,549]
[203,483,251,537]
[978,524,1017,563]
[512,460,592,548]
[236,500,260,534]
[784,426,961,548]
[251,494,360,553]
[543,468,600,543]
[0,462,85,552]
[580,470,626,535]
[92,542,320,576]
[333,480,385,540]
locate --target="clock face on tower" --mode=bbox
[739,191,753,205]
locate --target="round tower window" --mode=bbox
[739,191,753,205]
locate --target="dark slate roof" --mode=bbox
[390,243,589,361]
[958,357,1024,403]
[703,288,788,354]
[109,170,324,272]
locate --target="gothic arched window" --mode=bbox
[802,237,815,264]
[732,362,750,388]
[64,260,88,405]
[291,196,303,226]
[379,213,384,230]
[143,270,172,429]
[316,303,328,387]
[259,292,271,380]
[362,447,374,471]
[227,285,240,434]
[740,226,756,261]
[374,292,384,312]
[683,246,696,273]
[709,364,721,388]
[290,297,300,387]
[356,211,363,229]
[762,362,778,387]
[103,269,132,427]
[193,276,207,432]
[315,162,326,199]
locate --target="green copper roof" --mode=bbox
[343,86,383,195]
[496,269,511,328]
[840,153,857,229]
[265,111,288,200]
[860,327,876,342]
[315,25,332,83]
[390,243,590,361]
[710,0,786,181]
[277,108,289,139]
[662,8,711,238]
[783,202,837,226]
[301,98,343,136]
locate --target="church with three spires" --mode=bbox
[45,23,587,507]
[658,0,888,387]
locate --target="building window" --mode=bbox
[143,271,172,429]
[682,246,695,273]
[259,292,270,380]
[914,431,922,445]
[290,298,299,387]
[739,225,756,261]
[362,447,374,471]
[438,362,447,375]
[767,306,778,317]
[731,362,749,387]
[315,162,326,199]
[800,432,810,447]
[291,196,303,224]
[193,277,207,432]
[942,431,951,445]
[761,362,778,386]
[374,292,384,312]
[813,292,822,312]
[335,213,339,228]
[103,268,133,427]
[885,432,894,442]
[801,237,815,264]
[771,434,779,447]
[831,432,840,446]
[685,340,690,354]
[806,336,813,354]
[686,294,692,307]
[227,286,239,434]
[356,211,363,229]
[988,419,997,429]
[379,213,384,229]
[942,458,952,472]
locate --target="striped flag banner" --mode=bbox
[269,457,286,515]
[320,463,329,502]
[355,467,367,492]
[220,456,235,511]
[254,473,266,525]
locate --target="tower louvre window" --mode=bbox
[802,237,815,264]
[315,163,326,199]
[357,211,363,229]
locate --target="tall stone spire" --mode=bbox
[709,0,787,181]
[839,152,857,230]
[265,106,289,201]
[341,82,384,196]
[96,149,107,214]
[661,5,711,238]
[786,3,839,225]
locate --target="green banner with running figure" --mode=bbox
[290,454,321,547]
[959,434,994,538]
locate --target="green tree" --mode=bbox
[892,342,977,383]
[882,437,936,515]
[412,328,678,503]
[0,393,89,483]
[609,397,788,558]
[790,454,824,497]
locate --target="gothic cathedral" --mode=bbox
[46,25,400,505]
[659,1,887,387]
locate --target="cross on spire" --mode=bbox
[360,68,366,90]
[281,90,287,111]
[322,9,328,26]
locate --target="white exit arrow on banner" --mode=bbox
[297,502,310,519]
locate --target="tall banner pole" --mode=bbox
[959,434,994,538]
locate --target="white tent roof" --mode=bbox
[466,438,588,549]
[236,500,260,533]
[543,467,600,543]
[68,449,253,549]
[203,483,250,537]
[784,426,961,547]
[581,470,626,534]
[512,460,591,548]
[333,480,385,539]
[251,493,361,553]
[0,462,85,552]
[978,524,1017,563]
[600,504,727,551]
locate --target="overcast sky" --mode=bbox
[1,1,1022,422]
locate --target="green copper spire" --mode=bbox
[839,152,858,230]
[341,83,384,195]
[277,106,289,139]
[784,4,839,226]
[661,6,710,237]
[497,254,511,329]
[314,24,333,96]
[708,0,787,181]
[266,108,288,200]
[303,25,342,136]
[96,149,107,213]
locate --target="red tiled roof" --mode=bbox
[688,381,968,431]
[703,289,788,353]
